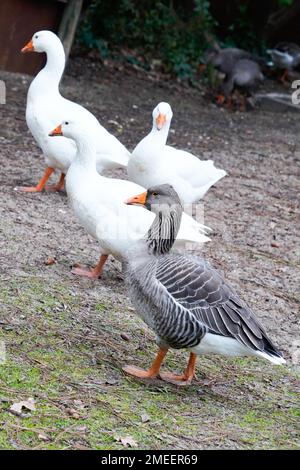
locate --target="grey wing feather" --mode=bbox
[155,254,281,356]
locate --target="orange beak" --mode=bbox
[156,113,166,130]
[125,191,147,206]
[21,39,34,53]
[49,124,63,137]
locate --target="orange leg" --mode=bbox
[72,254,109,279]
[45,173,65,192]
[123,347,168,379]
[159,352,197,386]
[216,94,225,105]
[238,93,247,112]
[279,69,289,85]
[15,167,54,193]
[225,95,233,110]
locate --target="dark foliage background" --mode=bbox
[77,0,297,80]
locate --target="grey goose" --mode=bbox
[203,45,264,109]
[220,59,264,111]
[123,184,285,385]
[203,45,257,76]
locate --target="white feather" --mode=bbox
[191,333,286,365]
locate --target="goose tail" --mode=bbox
[255,333,286,365]
[96,151,130,172]
[195,169,227,200]
[256,350,286,365]
[177,212,211,245]
[181,212,211,236]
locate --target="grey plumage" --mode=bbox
[203,45,263,76]
[124,184,284,365]
[221,59,264,98]
[126,249,282,359]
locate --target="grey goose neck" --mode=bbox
[146,205,182,256]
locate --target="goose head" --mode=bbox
[126,184,182,213]
[21,30,61,54]
[152,102,173,131]
[49,119,81,140]
[203,45,221,66]
[126,184,183,254]
[48,117,97,147]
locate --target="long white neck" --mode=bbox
[28,40,65,98]
[133,119,171,164]
[73,135,98,172]
[150,119,171,147]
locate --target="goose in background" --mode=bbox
[127,102,226,204]
[203,44,258,76]
[49,119,210,279]
[219,59,264,111]
[16,30,130,193]
[267,42,300,84]
[123,184,285,385]
[203,45,265,105]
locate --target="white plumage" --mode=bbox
[50,118,210,277]
[128,102,226,204]
[19,30,129,191]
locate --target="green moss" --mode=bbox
[0,274,299,450]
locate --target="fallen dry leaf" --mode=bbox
[141,413,150,423]
[9,397,36,416]
[73,400,86,410]
[115,435,138,448]
[120,332,130,342]
[38,432,49,441]
[66,407,80,419]
[73,443,91,450]
[45,257,56,266]
[105,377,119,385]
[75,425,88,433]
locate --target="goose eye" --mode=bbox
[35,35,38,39]
[152,192,158,196]
[65,121,69,125]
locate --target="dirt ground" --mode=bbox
[0,56,299,450]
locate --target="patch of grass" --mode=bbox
[0,275,299,449]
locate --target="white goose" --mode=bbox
[127,102,226,204]
[16,30,130,192]
[49,118,210,278]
